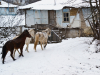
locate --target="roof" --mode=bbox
[0,1,18,7]
[19,0,91,10]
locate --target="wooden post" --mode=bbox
[99,0,100,40]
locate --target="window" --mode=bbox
[9,8,14,12]
[63,8,70,23]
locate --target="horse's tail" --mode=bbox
[2,45,7,59]
[34,34,39,51]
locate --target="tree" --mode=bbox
[0,10,24,42]
[83,0,100,52]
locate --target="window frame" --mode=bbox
[9,8,14,12]
[62,9,70,23]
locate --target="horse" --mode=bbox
[34,28,51,52]
[13,29,35,57]
[1,30,31,64]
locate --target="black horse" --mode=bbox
[2,30,31,64]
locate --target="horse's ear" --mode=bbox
[24,30,28,33]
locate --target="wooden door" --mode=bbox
[48,10,56,26]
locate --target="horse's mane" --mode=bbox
[42,28,51,33]
[17,30,29,39]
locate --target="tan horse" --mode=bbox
[34,28,51,52]
[13,29,35,57]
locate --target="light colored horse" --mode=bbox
[13,29,35,57]
[34,28,51,52]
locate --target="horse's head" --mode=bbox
[46,28,51,37]
[23,30,31,38]
[28,29,35,38]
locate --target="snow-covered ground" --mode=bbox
[0,37,100,75]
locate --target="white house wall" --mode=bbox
[56,10,81,28]
[56,10,62,27]
[71,13,81,28]
[26,9,81,28]
[41,10,48,24]
[0,7,17,15]
[26,10,35,26]
[56,10,69,28]
[26,10,48,26]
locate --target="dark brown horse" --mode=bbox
[2,30,31,64]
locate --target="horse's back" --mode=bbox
[13,39,25,49]
[4,40,14,50]
[5,39,24,50]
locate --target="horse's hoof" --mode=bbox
[14,59,16,61]
[19,55,21,57]
[44,46,46,48]
[2,61,4,64]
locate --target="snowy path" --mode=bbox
[0,37,100,75]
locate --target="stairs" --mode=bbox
[48,29,62,43]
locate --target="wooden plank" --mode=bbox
[70,8,78,16]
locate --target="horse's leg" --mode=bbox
[19,47,24,57]
[10,49,16,61]
[2,51,8,64]
[26,44,29,52]
[34,40,38,52]
[27,44,29,52]
[13,49,20,57]
[40,41,43,50]
[44,40,47,48]
[34,41,37,52]
[17,49,20,54]
[13,49,16,57]
[25,44,27,51]
[34,35,39,52]
[44,42,47,48]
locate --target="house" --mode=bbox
[0,1,18,15]
[2,0,40,6]
[0,1,25,39]
[19,0,92,42]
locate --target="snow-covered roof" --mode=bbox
[0,1,18,7]
[19,0,91,10]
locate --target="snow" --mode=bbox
[0,15,25,27]
[0,1,18,7]
[0,37,100,75]
[19,0,91,10]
